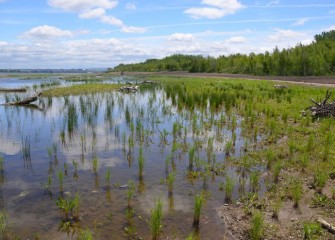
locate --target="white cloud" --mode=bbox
[325,25,335,31]
[184,0,244,19]
[100,15,123,26]
[184,7,228,19]
[202,0,244,12]
[292,18,309,26]
[121,26,147,33]
[22,25,74,39]
[168,33,194,42]
[266,0,279,7]
[0,41,8,46]
[125,3,136,10]
[226,36,247,43]
[267,29,306,41]
[48,0,118,12]
[79,8,106,18]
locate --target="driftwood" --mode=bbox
[274,85,287,89]
[118,85,139,93]
[317,218,335,234]
[0,87,26,92]
[1,92,42,106]
[306,90,335,118]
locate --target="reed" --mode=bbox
[105,168,111,186]
[92,156,99,175]
[148,198,163,240]
[224,176,234,203]
[166,171,176,196]
[138,147,144,179]
[250,210,264,240]
[58,171,64,192]
[193,193,204,228]
[127,180,135,208]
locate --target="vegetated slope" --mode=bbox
[110,30,335,76]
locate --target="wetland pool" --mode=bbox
[0,76,264,239]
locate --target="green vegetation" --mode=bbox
[111,30,335,76]
[42,83,122,97]
[148,199,163,240]
[193,194,204,227]
[250,210,264,240]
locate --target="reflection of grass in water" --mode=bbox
[21,136,31,165]
[138,147,144,179]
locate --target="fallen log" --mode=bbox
[0,87,27,92]
[317,218,335,234]
[1,92,42,106]
[274,85,287,89]
[118,85,139,93]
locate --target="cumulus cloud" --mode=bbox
[100,15,123,26]
[22,25,74,39]
[125,3,136,10]
[48,0,144,33]
[168,33,194,42]
[121,26,147,33]
[48,0,118,12]
[267,29,306,41]
[226,36,247,43]
[79,8,106,18]
[184,0,244,19]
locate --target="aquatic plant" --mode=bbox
[250,210,263,240]
[105,168,111,186]
[127,180,135,208]
[193,193,204,227]
[78,228,93,240]
[0,211,7,237]
[138,147,144,179]
[250,171,259,192]
[224,176,234,203]
[166,171,176,196]
[148,198,163,240]
[92,156,99,175]
[58,171,64,192]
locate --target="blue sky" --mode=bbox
[0,0,335,68]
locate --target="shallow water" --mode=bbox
[0,77,263,239]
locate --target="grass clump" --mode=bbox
[193,193,204,227]
[148,198,163,240]
[250,210,264,240]
[42,83,122,97]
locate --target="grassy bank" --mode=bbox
[42,83,122,97]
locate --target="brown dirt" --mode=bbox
[216,170,335,240]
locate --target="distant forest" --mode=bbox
[110,30,335,76]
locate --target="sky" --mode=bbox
[0,0,335,69]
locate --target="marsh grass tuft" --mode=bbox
[224,176,234,203]
[193,193,204,228]
[250,210,263,240]
[148,198,163,240]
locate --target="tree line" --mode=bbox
[110,30,335,76]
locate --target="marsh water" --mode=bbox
[0,76,263,239]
